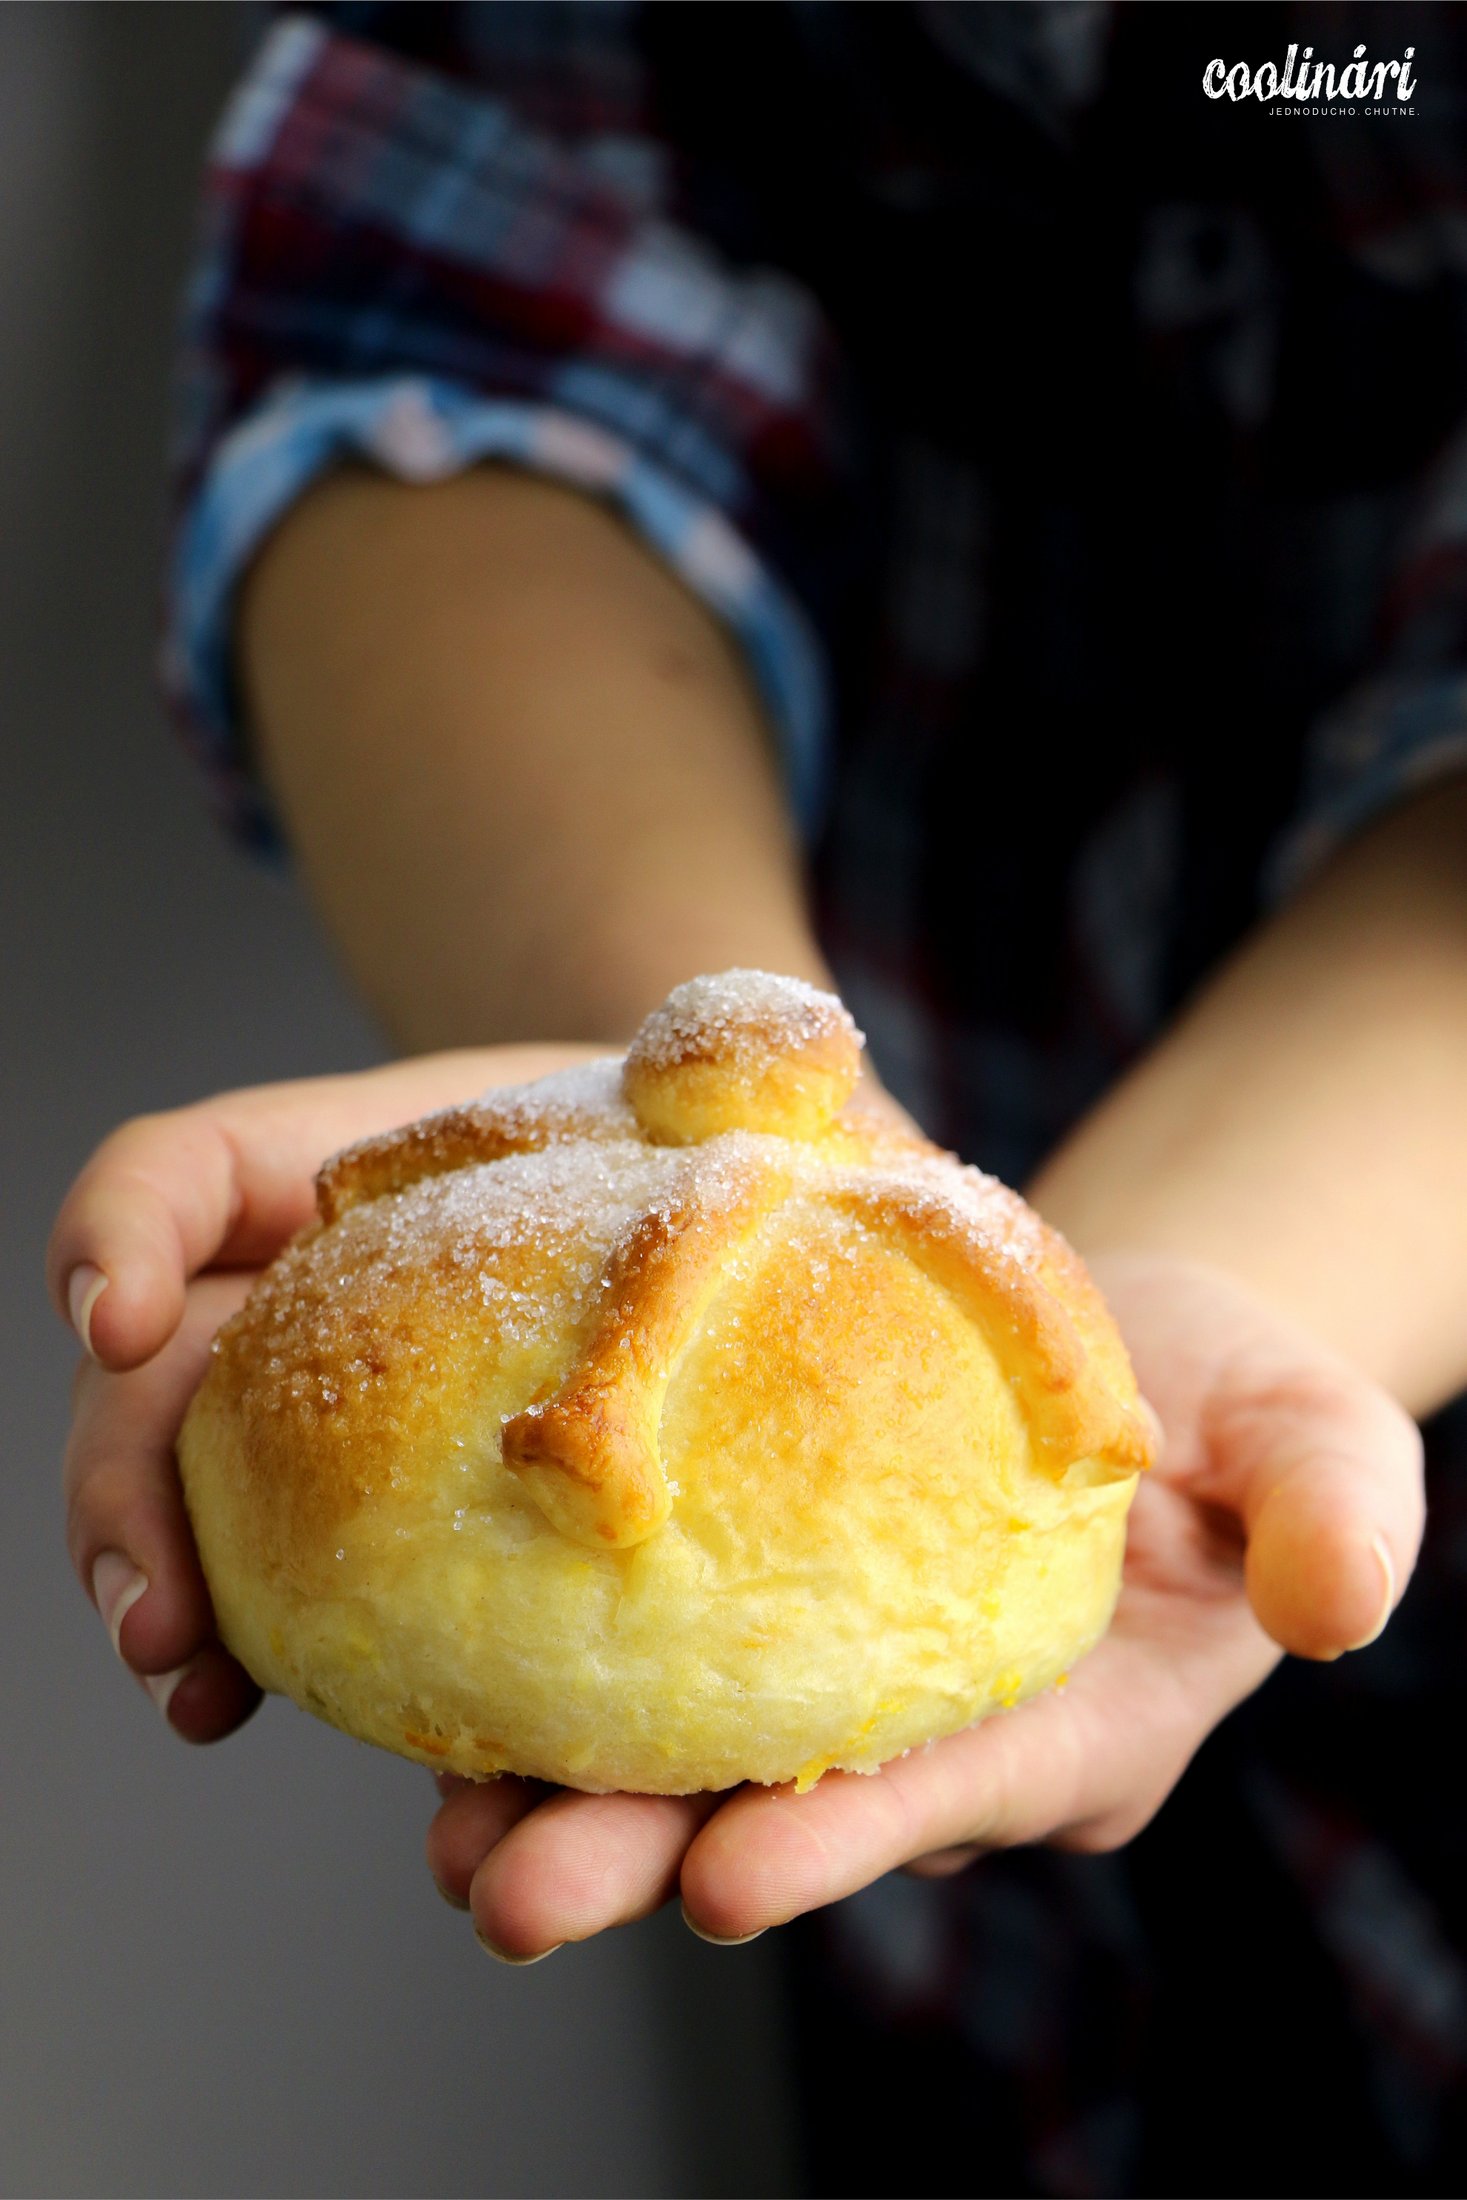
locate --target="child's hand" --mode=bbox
[428,1253,1423,1956]
[49,1049,598,1740]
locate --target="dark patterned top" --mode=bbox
[165,6,1467,2188]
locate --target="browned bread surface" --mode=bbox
[179,972,1150,1792]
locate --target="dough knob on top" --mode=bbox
[622,970,863,1145]
[179,964,1153,1793]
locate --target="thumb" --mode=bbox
[1230,1377,1424,1660]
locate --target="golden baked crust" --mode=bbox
[178,972,1151,1793]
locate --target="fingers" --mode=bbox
[1247,1464,1407,1659]
[468,1790,720,1960]
[49,1108,264,1371]
[680,1691,1088,1940]
[1207,1369,1425,1659]
[679,1578,1283,1941]
[162,1641,264,1746]
[442,1583,1271,1950]
[65,1272,260,1741]
[902,1845,983,1879]
[1095,1256,1427,1664]
[46,1048,588,1372]
[425,1777,547,1908]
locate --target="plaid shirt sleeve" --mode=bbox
[164,9,848,850]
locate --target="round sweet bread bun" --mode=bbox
[177,971,1153,1794]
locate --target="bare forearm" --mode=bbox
[240,467,827,1051]
[1029,782,1467,1412]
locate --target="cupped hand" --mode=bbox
[428,1251,1424,1958]
[50,1046,598,1740]
[51,1091,1425,1949]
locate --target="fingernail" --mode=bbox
[1344,1534,1396,1652]
[475,1927,561,1965]
[144,1666,190,1721]
[433,1879,471,1913]
[68,1264,107,1356]
[92,1550,147,1658]
[681,1901,766,1947]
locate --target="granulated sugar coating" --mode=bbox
[177,970,1154,1795]
[625,969,862,1074]
[468,1055,635,1136]
[623,970,865,1147]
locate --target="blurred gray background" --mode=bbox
[0,8,797,2193]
